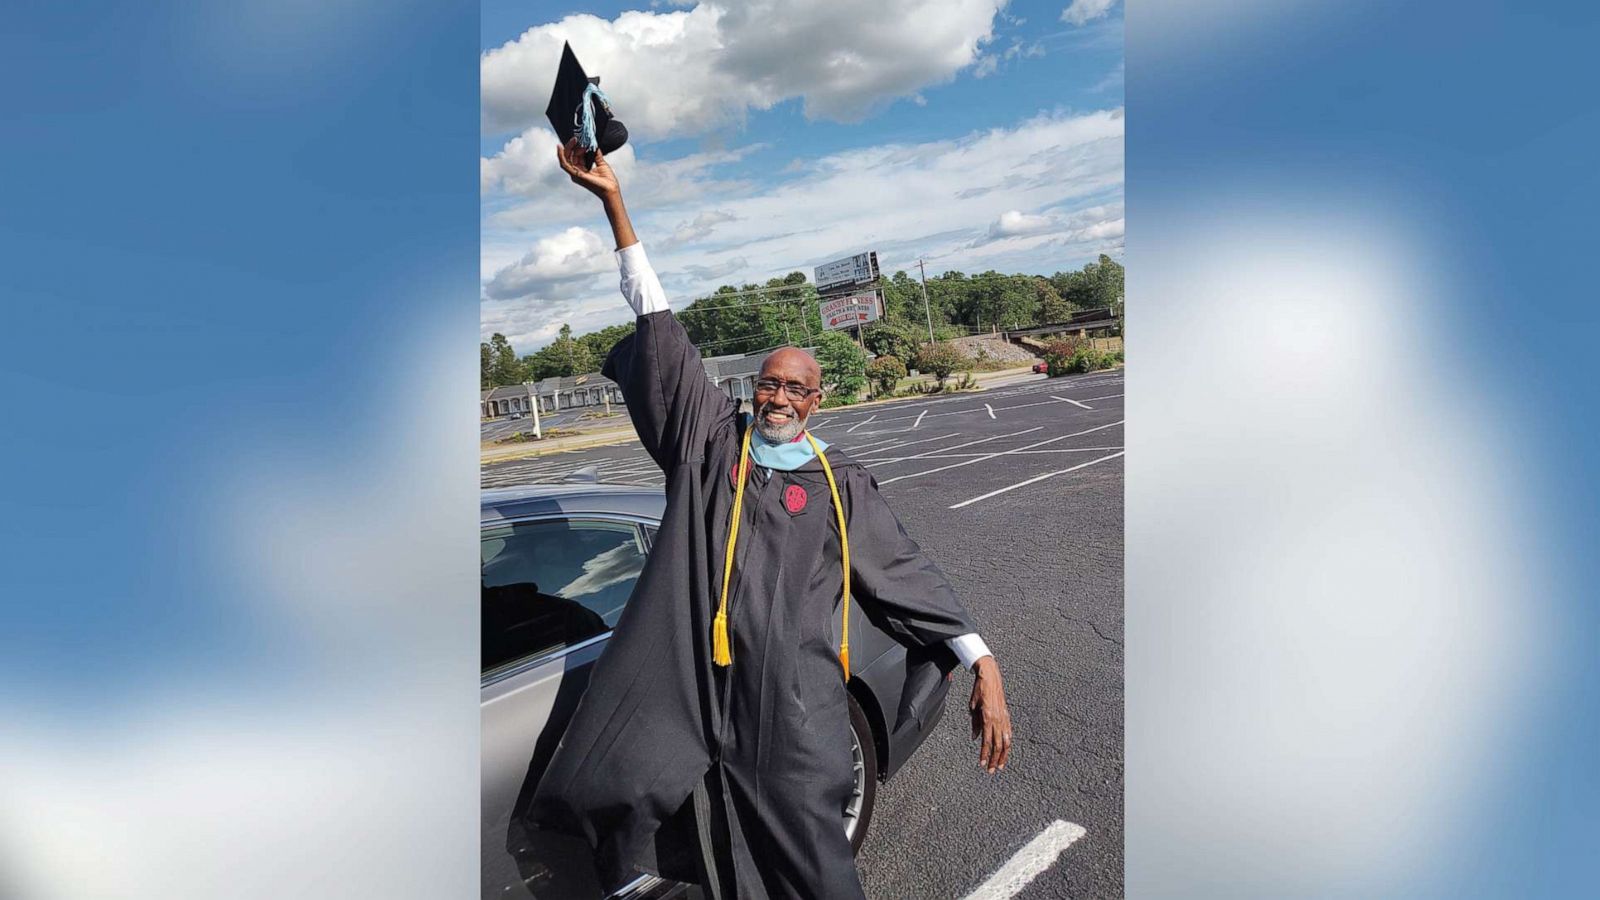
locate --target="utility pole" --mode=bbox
[916,259,935,342]
[530,383,543,440]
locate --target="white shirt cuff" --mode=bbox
[946,633,992,670]
[616,242,669,316]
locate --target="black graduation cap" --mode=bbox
[545,42,628,170]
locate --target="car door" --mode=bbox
[480,515,653,900]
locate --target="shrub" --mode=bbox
[913,341,969,386]
[861,322,922,364]
[819,393,858,409]
[955,372,977,390]
[1051,346,1119,375]
[865,355,907,397]
[1041,337,1085,377]
[814,330,869,399]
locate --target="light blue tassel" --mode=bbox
[578,83,612,151]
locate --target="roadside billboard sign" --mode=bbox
[819,290,883,331]
[813,251,879,292]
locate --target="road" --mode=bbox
[481,369,1125,899]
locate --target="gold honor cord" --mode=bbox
[806,433,851,680]
[712,427,752,668]
[712,427,853,680]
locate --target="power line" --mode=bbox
[675,294,812,315]
[679,279,819,302]
[693,329,777,349]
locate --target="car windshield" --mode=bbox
[480,518,648,674]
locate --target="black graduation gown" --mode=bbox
[529,310,978,898]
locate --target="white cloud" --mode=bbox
[1060,216,1123,244]
[483,138,758,232]
[483,226,613,302]
[975,37,1045,78]
[1061,0,1118,26]
[481,296,595,350]
[481,0,1007,138]
[989,209,1056,238]
[484,108,1125,353]
[682,256,749,282]
[974,204,1123,256]
[660,209,740,249]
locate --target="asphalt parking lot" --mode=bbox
[481,408,624,443]
[480,369,1125,899]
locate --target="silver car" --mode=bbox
[481,480,957,899]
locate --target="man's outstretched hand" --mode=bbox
[556,138,620,200]
[556,138,636,249]
[969,656,1012,774]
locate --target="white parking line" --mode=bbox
[984,403,996,419]
[864,427,1044,469]
[949,450,1125,509]
[853,432,962,458]
[914,410,927,429]
[961,820,1087,900]
[878,420,1122,485]
[837,435,910,454]
[989,397,1105,415]
[846,414,877,434]
[1052,395,1093,410]
[1079,393,1123,402]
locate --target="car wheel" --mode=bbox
[843,693,879,856]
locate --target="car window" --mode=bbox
[480,518,647,675]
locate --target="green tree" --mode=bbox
[813,330,868,399]
[865,355,907,396]
[913,341,968,387]
[1034,277,1075,323]
[483,332,522,387]
[480,340,494,389]
[678,272,818,357]
[523,323,596,380]
[879,270,932,328]
[1084,254,1124,315]
[957,272,1035,331]
[1050,255,1124,315]
[577,321,636,364]
[861,320,923,363]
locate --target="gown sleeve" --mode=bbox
[600,244,736,470]
[844,470,979,648]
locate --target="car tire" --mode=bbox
[844,693,879,856]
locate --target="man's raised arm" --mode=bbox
[555,138,734,469]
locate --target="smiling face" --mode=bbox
[753,347,824,442]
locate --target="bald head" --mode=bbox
[759,347,821,387]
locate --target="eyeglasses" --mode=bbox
[754,377,820,400]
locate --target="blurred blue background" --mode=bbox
[1129,0,1599,897]
[1,2,480,897]
[2,0,1596,897]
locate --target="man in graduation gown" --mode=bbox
[530,139,1014,899]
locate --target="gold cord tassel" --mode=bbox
[807,434,852,681]
[711,611,732,666]
[714,428,753,667]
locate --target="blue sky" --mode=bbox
[481,0,1124,352]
